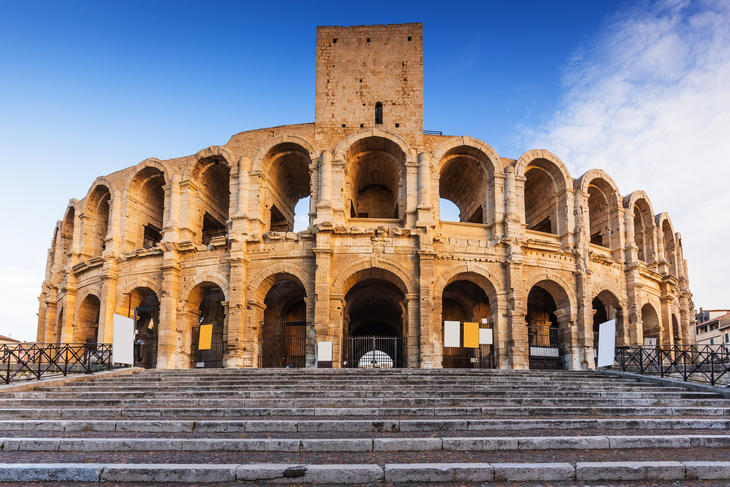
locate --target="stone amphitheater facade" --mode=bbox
[35,23,693,371]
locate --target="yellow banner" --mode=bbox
[199,324,213,350]
[463,322,479,348]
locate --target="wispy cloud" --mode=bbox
[527,0,730,308]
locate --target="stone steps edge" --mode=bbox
[3,435,730,452]
[2,418,728,432]
[0,461,728,483]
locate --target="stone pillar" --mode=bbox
[623,210,642,346]
[416,152,433,226]
[555,308,581,370]
[62,285,77,344]
[573,189,593,369]
[405,293,420,368]
[417,250,435,368]
[328,294,344,367]
[71,212,82,266]
[316,151,333,223]
[225,256,247,368]
[313,231,333,367]
[505,243,526,369]
[494,293,510,369]
[178,181,198,243]
[491,173,506,241]
[405,160,418,226]
[97,261,119,344]
[156,251,181,368]
[163,175,181,243]
[104,190,122,257]
[504,167,520,238]
[43,298,58,344]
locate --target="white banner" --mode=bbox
[597,319,616,368]
[112,314,135,365]
[479,328,493,345]
[444,321,460,348]
[317,341,333,362]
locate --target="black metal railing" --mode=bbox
[1,342,113,384]
[528,325,561,369]
[342,336,407,368]
[258,321,307,368]
[190,324,224,369]
[614,344,730,386]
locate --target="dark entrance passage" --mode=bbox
[527,286,561,370]
[134,291,160,369]
[189,285,225,368]
[260,278,307,368]
[441,280,493,369]
[343,276,407,368]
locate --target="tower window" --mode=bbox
[333,38,337,43]
[408,36,412,41]
[367,38,370,42]
[375,102,383,125]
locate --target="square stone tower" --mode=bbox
[315,23,423,147]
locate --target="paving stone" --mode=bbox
[577,461,686,480]
[100,463,237,482]
[519,436,610,450]
[608,435,690,449]
[442,437,518,451]
[374,437,442,451]
[0,463,104,482]
[493,462,575,481]
[684,461,730,480]
[384,463,494,482]
[301,439,372,452]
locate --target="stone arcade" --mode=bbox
[36,23,694,370]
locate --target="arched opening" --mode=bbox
[261,143,311,233]
[587,181,613,248]
[343,270,407,368]
[190,158,229,245]
[60,208,75,269]
[260,275,307,368]
[592,290,624,362]
[293,196,311,232]
[641,303,661,345]
[441,279,492,368]
[184,282,226,368]
[672,314,681,345]
[119,287,160,369]
[438,146,491,224]
[127,167,165,250]
[662,220,677,275]
[375,102,383,125]
[345,137,403,220]
[76,294,100,344]
[632,199,653,263]
[524,162,558,234]
[85,186,111,258]
[526,282,570,369]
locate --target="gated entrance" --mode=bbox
[190,324,224,368]
[342,336,407,368]
[259,320,307,368]
[527,325,561,369]
[442,321,494,369]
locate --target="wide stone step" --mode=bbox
[2,417,729,433]
[3,434,730,452]
[3,417,728,434]
[1,397,727,408]
[12,389,715,400]
[1,461,729,483]
[1,405,727,419]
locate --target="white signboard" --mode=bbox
[597,319,616,368]
[112,314,135,365]
[317,341,333,362]
[444,321,460,348]
[479,328,493,345]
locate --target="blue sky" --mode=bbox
[1,0,728,341]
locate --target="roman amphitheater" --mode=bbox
[35,23,693,371]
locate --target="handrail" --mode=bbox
[1,342,113,384]
[614,344,730,386]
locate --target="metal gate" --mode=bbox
[190,324,224,368]
[442,322,495,369]
[528,325,561,369]
[342,336,407,368]
[259,321,307,368]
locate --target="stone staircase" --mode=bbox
[1,368,730,484]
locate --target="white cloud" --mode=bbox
[528,0,730,309]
